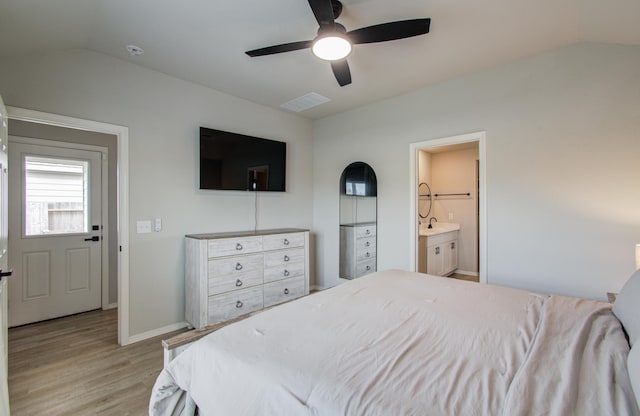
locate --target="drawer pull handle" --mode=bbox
[236,300,243,308]
[284,288,290,295]
[435,247,440,255]
[451,242,455,249]
[366,229,370,235]
[284,270,290,277]
[365,241,370,247]
[366,265,371,271]
[235,263,243,271]
[283,238,290,246]
[366,252,370,258]
[236,243,243,251]
[284,255,290,262]
[235,279,243,287]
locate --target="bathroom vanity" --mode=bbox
[418,223,459,276]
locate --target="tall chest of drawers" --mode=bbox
[339,223,377,279]
[185,228,310,329]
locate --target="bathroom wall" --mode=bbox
[430,147,479,274]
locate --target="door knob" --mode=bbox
[0,269,13,278]
[84,236,100,242]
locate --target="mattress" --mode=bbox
[150,270,639,415]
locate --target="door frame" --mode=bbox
[408,131,487,284]
[6,106,131,345]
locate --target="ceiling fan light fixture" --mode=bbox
[244,0,431,87]
[312,35,352,61]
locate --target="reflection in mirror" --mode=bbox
[339,162,377,280]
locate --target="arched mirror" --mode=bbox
[339,162,377,279]
[418,182,432,220]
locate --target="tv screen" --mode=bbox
[199,127,286,191]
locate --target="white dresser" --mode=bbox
[185,228,309,329]
[339,223,377,279]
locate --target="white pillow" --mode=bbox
[613,269,640,346]
[629,344,640,410]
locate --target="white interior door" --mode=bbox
[8,138,102,327]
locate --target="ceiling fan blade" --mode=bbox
[331,59,351,86]
[245,40,312,57]
[347,18,431,44]
[308,0,335,27]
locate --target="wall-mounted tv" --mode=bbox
[199,127,286,192]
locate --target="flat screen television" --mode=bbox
[199,127,286,191]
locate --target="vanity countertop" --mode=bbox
[419,222,460,237]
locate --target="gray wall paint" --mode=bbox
[8,120,119,305]
[0,49,314,336]
[313,42,640,300]
[1,41,638,336]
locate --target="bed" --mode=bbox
[149,269,640,415]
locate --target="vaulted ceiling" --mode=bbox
[1,0,639,119]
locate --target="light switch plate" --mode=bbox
[137,220,152,233]
[154,218,162,232]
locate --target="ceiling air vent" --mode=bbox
[280,92,330,112]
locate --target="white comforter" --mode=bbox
[150,270,639,415]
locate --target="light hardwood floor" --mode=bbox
[449,273,479,283]
[8,309,184,415]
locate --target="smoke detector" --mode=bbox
[126,45,144,56]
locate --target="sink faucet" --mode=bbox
[428,217,438,229]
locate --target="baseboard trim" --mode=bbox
[127,321,190,345]
[103,303,118,311]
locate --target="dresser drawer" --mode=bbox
[208,236,263,258]
[356,259,377,277]
[208,269,263,296]
[264,276,305,308]
[356,247,377,262]
[357,236,376,252]
[355,225,376,239]
[262,232,305,251]
[208,285,263,324]
[264,247,305,268]
[264,261,305,284]
[208,253,263,276]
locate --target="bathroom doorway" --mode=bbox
[409,132,487,283]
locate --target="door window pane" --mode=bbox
[24,156,89,236]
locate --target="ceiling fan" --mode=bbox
[245,0,431,87]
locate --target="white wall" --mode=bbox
[0,49,314,336]
[313,42,640,300]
